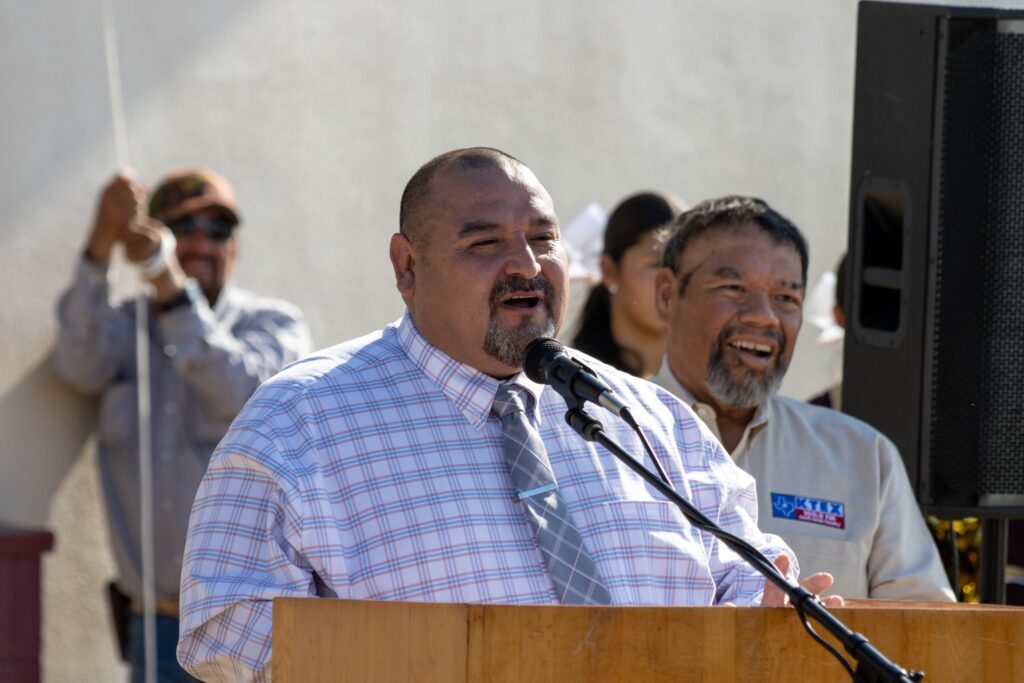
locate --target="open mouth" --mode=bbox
[500,292,543,309]
[728,339,775,360]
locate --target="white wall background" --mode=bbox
[0,1,862,678]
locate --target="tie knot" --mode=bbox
[492,382,530,419]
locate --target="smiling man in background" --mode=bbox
[653,195,953,602]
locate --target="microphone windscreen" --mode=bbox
[523,337,564,383]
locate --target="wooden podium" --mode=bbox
[273,598,1024,681]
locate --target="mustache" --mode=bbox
[488,275,555,309]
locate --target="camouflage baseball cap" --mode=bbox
[148,167,241,225]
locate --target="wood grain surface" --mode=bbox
[273,599,1024,682]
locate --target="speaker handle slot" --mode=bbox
[851,176,910,346]
[862,266,901,290]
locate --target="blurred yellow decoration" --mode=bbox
[927,516,982,603]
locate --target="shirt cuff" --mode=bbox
[78,252,112,284]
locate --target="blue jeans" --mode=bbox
[127,614,200,683]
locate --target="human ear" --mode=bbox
[599,254,618,290]
[654,267,675,324]
[390,233,416,299]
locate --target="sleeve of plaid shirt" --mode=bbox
[686,423,799,606]
[709,456,797,605]
[177,419,317,682]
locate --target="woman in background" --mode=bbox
[572,192,681,378]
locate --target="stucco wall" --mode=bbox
[0,1,862,678]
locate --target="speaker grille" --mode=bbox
[931,28,1024,499]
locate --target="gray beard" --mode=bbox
[704,335,787,409]
[482,275,557,367]
[483,315,556,367]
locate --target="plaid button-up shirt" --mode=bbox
[178,311,794,681]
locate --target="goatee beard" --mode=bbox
[705,327,787,409]
[482,275,557,367]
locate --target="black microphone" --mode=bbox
[522,337,632,419]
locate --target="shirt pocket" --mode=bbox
[590,499,713,605]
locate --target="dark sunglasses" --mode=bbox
[167,215,236,242]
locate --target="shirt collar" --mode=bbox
[652,358,772,449]
[394,310,545,429]
[211,283,237,315]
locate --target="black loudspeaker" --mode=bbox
[843,1,1024,517]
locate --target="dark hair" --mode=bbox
[572,192,681,375]
[399,147,524,243]
[661,195,809,286]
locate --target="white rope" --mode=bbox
[133,295,157,683]
[100,1,156,681]
[100,0,130,171]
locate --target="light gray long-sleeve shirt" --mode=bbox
[52,257,312,600]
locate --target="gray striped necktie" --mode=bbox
[491,382,612,605]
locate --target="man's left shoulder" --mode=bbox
[568,348,672,403]
[565,349,727,475]
[771,395,893,447]
[565,347,704,430]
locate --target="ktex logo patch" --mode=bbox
[771,493,845,530]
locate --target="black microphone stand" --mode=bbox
[561,402,923,683]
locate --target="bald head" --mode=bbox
[399,147,527,245]
[389,146,567,377]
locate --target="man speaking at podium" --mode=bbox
[178,148,828,681]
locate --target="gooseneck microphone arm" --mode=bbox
[566,408,918,683]
[522,337,674,487]
[522,338,922,683]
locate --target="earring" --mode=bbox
[607,283,619,294]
